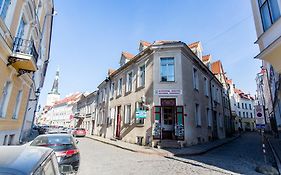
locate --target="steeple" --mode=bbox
[49,68,60,95]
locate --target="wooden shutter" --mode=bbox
[152,106,161,139]
[175,106,184,140]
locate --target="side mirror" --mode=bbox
[76,140,79,144]
[60,164,73,174]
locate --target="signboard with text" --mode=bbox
[136,110,147,119]
[154,89,182,96]
[255,105,265,129]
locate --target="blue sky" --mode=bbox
[39,0,261,106]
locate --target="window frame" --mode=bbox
[126,71,133,93]
[193,67,199,90]
[117,78,123,96]
[138,64,146,88]
[12,90,22,119]
[258,0,281,31]
[160,57,175,82]
[195,103,201,127]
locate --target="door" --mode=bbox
[116,106,121,138]
[161,99,176,140]
[213,111,218,140]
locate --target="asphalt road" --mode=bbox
[76,137,232,175]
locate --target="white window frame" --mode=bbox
[110,82,114,98]
[195,103,201,126]
[204,77,209,96]
[12,90,22,119]
[138,64,145,87]
[126,71,133,92]
[117,78,122,96]
[193,67,199,90]
[160,57,175,82]
[124,104,131,124]
[0,81,12,118]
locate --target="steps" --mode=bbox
[158,140,182,149]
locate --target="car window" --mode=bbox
[31,136,48,146]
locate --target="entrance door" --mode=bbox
[161,99,176,140]
[116,106,121,139]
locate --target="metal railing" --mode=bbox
[12,37,39,62]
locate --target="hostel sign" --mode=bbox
[154,89,182,96]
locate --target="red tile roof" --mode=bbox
[211,60,222,74]
[234,88,254,100]
[122,51,134,60]
[226,79,233,84]
[154,40,180,45]
[188,41,200,49]
[202,54,211,62]
[140,40,151,47]
[53,93,82,106]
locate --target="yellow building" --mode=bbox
[0,0,54,145]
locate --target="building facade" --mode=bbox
[76,91,97,134]
[0,0,54,145]
[93,40,226,147]
[251,0,281,132]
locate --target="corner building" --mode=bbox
[97,41,225,147]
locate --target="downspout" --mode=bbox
[209,76,215,139]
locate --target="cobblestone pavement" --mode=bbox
[76,137,235,175]
[181,132,276,175]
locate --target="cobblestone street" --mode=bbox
[76,137,234,175]
[75,132,276,175]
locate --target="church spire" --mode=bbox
[49,67,60,95]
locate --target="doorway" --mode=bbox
[116,106,121,139]
[161,99,176,140]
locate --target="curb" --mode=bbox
[173,134,241,157]
[86,134,241,157]
[266,137,281,174]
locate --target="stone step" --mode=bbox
[158,140,181,149]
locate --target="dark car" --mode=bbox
[0,145,73,175]
[72,128,86,137]
[31,134,80,172]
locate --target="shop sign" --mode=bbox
[136,110,147,119]
[154,89,182,96]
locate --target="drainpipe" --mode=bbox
[209,76,215,139]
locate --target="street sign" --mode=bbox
[255,105,265,129]
[136,110,147,119]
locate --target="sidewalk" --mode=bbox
[267,135,281,173]
[86,134,241,157]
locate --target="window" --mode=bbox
[3,135,7,145]
[239,111,241,117]
[160,57,175,82]
[136,102,144,124]
[243,112,245,118]
[259,0,281,31]
[0,81,12,117]
[246,112,249,118]
[219,114,223,128]
[204,77,209,96]
[193,68,199,90]
[195,104,201,126]
[0,0,11,20]
[138,65,145,87]
[237,102,240,108]
[207,108,212,127]
[110,82,114,98]
[103,88,106,102]
[124,104,131,124]
[12,90,22,119]
[245,103,247,109]
[126,72,133,92]
[249,104,252,110]
[16,18,25,38]
[250,113,253,118]
[117,78,122,96]
[242,103,244,109]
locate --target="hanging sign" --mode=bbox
[136,110,147,119]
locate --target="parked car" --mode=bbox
[0,145,73,175]
[72,128,86,137]
[31,134,80,172]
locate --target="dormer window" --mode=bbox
[119,52,134,67]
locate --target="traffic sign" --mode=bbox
[255,105,265,129]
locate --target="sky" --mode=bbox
[39,0,261,107]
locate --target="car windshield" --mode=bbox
[31,135,76,151]
[76,128,85,131]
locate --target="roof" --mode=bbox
[226,79,233,84]
[53,92,82,106]
[211,60,222,74]
[234,88,254,100]
[122,51,134,60]
[108,68,116,76]
[0,146,53,175]
[202,54,211,62]
[154,40,180,45]
[140,40,151,47]
[188,41,200,49]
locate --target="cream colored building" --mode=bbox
[0,0,54,145]
[94,40,226,147]
[251,0,281,130]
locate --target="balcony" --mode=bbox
[7,37,39,76]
